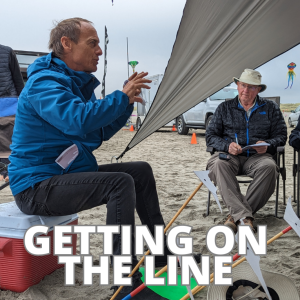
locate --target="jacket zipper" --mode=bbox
[244,103,266,157]
[244,113,250,157]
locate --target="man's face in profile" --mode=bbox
[69,22,103,73]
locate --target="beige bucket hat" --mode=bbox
[233,69,267,92]
[207,262,299,300]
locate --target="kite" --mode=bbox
[128,61,139,73]
[285,62,296,89]
[112,0,113,5]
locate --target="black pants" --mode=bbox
[14,161,166,267]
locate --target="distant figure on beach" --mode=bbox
[206,69,287,233]
[0,44,24,182]
[8,18,200,300]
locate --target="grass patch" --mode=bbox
[280,103,300,112]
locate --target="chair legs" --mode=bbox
[292,149,300,217]
[297,151,300,217]
[275,151,281,218]
[282,151,286,205]
[207,191,211,216]
[275,150,287,218]
[293,149,297,203]
[275,175,279,218]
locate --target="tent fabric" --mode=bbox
[118,0,300,159]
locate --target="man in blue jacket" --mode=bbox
[8,18,177,299]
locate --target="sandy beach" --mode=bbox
[0,117,299,300]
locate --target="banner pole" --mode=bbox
[127,37,129,78]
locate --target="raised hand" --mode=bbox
[122,72,151,104]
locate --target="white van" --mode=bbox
[137,74,175,130]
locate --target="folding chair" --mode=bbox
[206,146,286,218]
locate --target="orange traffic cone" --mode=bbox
[172,124,177,131]
[191,133,197,144]
[130,125,134,132]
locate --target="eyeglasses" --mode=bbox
[239,83,258,91]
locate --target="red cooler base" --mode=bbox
[0,219,78,293]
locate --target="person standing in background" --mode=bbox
[0,44,24,182]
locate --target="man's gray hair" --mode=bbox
[49,17,93,58]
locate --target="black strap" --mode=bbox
[226,279,280,300]
[116,146,130,161]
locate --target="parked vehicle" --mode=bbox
[137,74,175,130]
[176,86,238,135]
[288,105,300,127]
[14,50,48,83]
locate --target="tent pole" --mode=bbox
[127,37,129,78]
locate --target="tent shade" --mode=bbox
[118,0,300,159]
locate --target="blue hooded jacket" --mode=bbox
[8,53,133,196]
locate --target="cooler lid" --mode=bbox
[0,201,78,239]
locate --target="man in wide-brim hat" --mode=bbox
[206,69,287,233]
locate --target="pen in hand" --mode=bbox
[235,133,239,145]
[235,133,241,153]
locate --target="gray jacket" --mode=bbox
[0,44,24,97]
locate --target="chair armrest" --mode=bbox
[276,146,285,153]
[206,146,215,155]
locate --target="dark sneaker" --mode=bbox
[224,214,237,234]
[242,217,256,233]
[110,270,168,300]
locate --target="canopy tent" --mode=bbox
[118,0,300,159]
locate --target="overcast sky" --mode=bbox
[1,0,299,103]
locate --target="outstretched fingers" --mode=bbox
[122,71,152,104]
[133,71,148,80]
[128,72,138,81]
[133,96,144,104]
[135,83,151,90]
